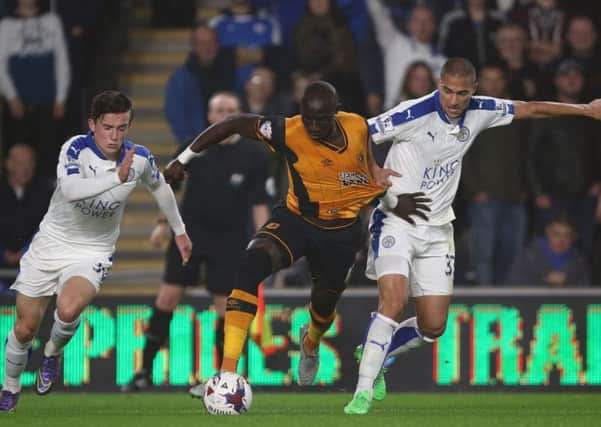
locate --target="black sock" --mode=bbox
[215,316,225,367]
[142,306,173,374]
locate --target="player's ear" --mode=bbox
[472,82,479,94]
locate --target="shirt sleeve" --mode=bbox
[56,142,122,202]
[254,116,286,152]
[471,96,515,129]
[367,100,418,144]
[138,149,162,191]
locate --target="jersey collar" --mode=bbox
[86,131,132,164]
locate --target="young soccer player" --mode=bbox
[0,91,192,413]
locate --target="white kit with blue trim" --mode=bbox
[368,90,514,225]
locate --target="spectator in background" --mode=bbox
[164,24,236,146]
[438,0,504,70]
[367,1,445,110]
[527,60,601,255]
[209,0,281,91]
[462,64,529,285]
[512,0,564,71]
[562,15,601,98]
[0,0,71,180]
[241,65,287,116]
[398,61,436,102]
[509,214,589,286]
[0,144,52,292]
[294,0,364,112]
[56,0,103,134]
[495,23,540,99]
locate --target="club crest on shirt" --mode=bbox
[259,121,272,140]
[456,126,470,142]
[382,235,396,248]
[321,158,333,167]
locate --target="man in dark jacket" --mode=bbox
[509,214,589,286]
[462,64,529,285]
[164,24,236,146]
[0,144,52,291]
[528,60,601,254]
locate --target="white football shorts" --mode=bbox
[365,208,455,297]
[10,232,113,297]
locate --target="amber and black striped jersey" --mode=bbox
[254,112,384,226]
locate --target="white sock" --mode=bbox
[3,330,32,393]
[44,310,80,357]
[355,313,399,398]
[386,316,434,359]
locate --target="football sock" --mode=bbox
[222,289,258,372]
[355,313,399,397]
[142,306,173,373]
[386,316,434,359]
[215,316,225,366]
[44,310,80,357]
[304,304,335,354]
[3,330,32,393]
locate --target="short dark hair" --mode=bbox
[90,91,134,123]
[441,58,477,83]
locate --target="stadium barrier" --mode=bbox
[1,287,600,392]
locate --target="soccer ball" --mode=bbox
[203,372,253,415]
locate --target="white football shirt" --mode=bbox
[37,132,162,254]
[368,90,515,225]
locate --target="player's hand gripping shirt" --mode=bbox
[38,132,164,253]
[368,91,514,225]
[255,112,384,226]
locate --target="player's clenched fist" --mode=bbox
[164,159,186,184]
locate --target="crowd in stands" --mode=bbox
[1,0,601,290]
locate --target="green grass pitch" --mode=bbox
[2,392,601,427]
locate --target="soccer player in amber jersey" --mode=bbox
[164,81,430,386]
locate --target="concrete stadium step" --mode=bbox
[122,51,187,68]
[128,30,190,53]
[128,128,176,146]
[129,116,170,132]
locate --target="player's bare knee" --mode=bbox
[155,293,179,311]
[378,285,407,318]
[419,323,446,339]
[14,321,36,342]
[56,306,81,323]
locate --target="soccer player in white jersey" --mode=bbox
[0,91,192,413]
[344,58,601,414]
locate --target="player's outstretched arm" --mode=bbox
[164,114,261,184]
[513,98,601,120]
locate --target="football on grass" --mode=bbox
[203,371,253,415]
